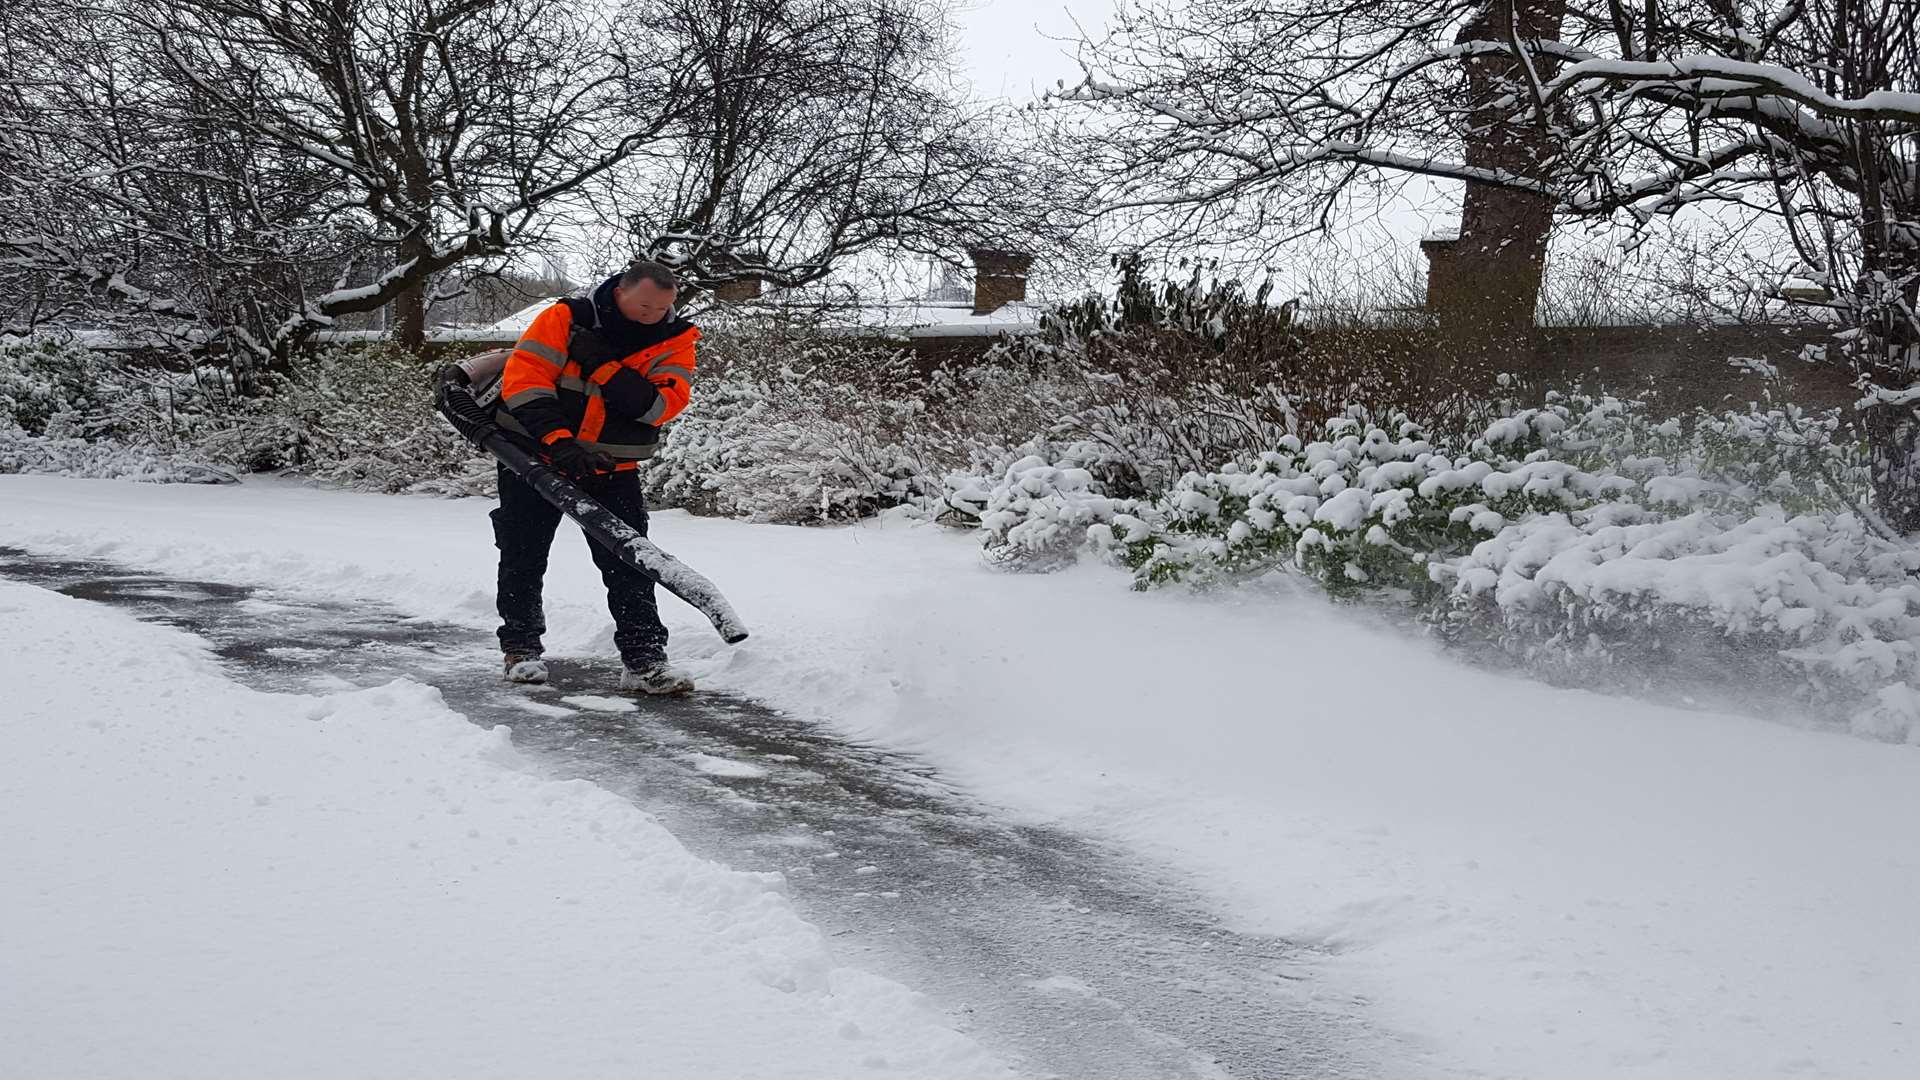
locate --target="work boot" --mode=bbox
[503,653,549,685]
[620,660,694,696]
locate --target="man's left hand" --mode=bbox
[587,359,662,421]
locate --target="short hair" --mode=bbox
[620,259,679,291]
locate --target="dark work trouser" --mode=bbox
[491,464,667,668]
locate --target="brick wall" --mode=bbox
[1300,322,1853,415]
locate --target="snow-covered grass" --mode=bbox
[4,473,1918,1080]
[0,575,1010,1080]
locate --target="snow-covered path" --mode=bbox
[5,474,1920,1080]
[0,546,1364,1079]
[0,573,1011,1080]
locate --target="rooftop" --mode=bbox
[484,293,1042,340]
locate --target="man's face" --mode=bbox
[615,279,676,324]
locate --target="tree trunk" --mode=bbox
[1851,127,1920,532]
[393,230,431,352]
[1864,402,1920,533]
[1859,319,1920,535]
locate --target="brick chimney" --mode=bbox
[968,248,1033,315]
[1420,231,1465,315]
[1421,0,1566,332]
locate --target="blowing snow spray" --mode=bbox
[435,354,749,645]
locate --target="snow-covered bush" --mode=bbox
[1,340,244,479]
[642,316,1142,525]
[640,328,956,522]
[1031,261,1308,491]
[216,343,490,494]
[0,417,238,484]
[977,451,1125,572]
[1072,393,1918,740]
[1432,504,1920,717]
[1540,393,1871,517]
[887,268,1317,562]
[0,339,490,493]
[645,370,934,521]
[1095,408,1611,592]
[0,340,115,436]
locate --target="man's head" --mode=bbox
[614,260,679,324]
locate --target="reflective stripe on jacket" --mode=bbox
[498,296,699,468]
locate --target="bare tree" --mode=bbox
[2,0,691,366]
[1,1,328,351]
[605,0,1068,296]
[1056,0,1920,526]
[427,261,578,327]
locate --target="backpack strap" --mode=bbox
[563,295,599,333]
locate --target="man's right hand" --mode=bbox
[543,437,616,479]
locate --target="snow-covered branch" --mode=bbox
[1050,0,1918,270]
[1547,55,1920,126]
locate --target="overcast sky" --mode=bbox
[948,0,1116,103]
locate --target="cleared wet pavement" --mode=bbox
[1,546,1379,1080]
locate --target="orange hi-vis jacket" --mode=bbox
[496,294,699,471]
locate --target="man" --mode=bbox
[490,259,699,694]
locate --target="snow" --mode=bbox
[0,576,1011,1080]
[811,298,1043,338]
[901,301,1043,338]
[1313,486,1371,530]
[311,326,525,345]
[560,692,640,712]
[1546,55,1920,125]
[688,753,772,779]
[1779,276,1830,301]
[4,474,1920,1080]
[486,296,569,333]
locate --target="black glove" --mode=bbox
[585,359,662,422]
[543,437,615,479]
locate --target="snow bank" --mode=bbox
[4,474,1919,1080]
[0,578,1009,1080]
